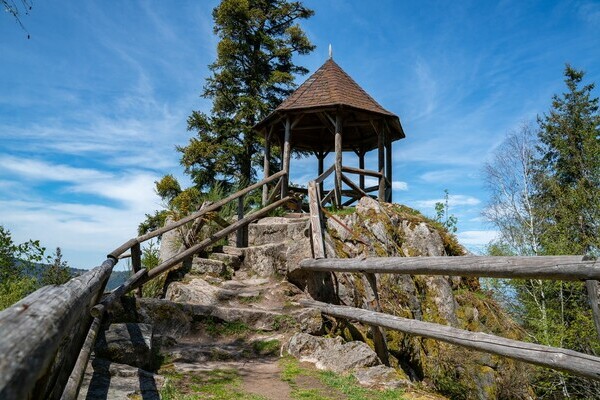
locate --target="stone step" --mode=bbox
[222,245,245,257]
[247,216,310,246]
[209,252,241,269]
[191,256,231,278]
[77,358,164,400]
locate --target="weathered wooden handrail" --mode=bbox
[0,259,115,400]
[301,299,600,381]
[314,164,335,184]
[299,255,600,281]
[341,165,383,179]
[108,170,287,259]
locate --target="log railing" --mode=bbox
[298,255,600,380]
[0,172,289,400]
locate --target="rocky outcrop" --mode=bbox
[318,197,531,399]
[285,332,410,389]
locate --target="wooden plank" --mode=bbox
[0,259,115,400]
[109,170,287,258]
[341,173,369,199]
[384,124,392,202]
[266,177,282,205]
[130,243,143,298]
[281,117,291,199]
[314,164,335,184]
[307,181,326,259]
[301,300,600,381]
[298,256,600,281]
[334,113,343,207]
[60,308,104,400]
[363,273,390,366]
[586,280,600,341]
[262,129,271,206]
[341,166,384,178]
[321,189,335,207]
[377,126,385,201]
[358,152,365,190]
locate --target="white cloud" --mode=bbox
[457,230,498,246]
[0,156,110,183]
[392,181,409,191]
[414,194,481,209]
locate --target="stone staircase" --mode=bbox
[77,215,321,399]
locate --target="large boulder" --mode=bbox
[94,323,154,370]
[285,332,379,373]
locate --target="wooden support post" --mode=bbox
[334,113,343,208]
[236,194,247,248]
[385,126,392,203]
[377,122,385,201]
[281,117,291,199]
[317,150,324,196]
[307,181,325,259]
[359,150,365,190]
[364,273,390,366]
[586,279,600,341]
[262,130,271,206]
[131,243,143,297]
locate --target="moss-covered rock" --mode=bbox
[323,197,531,399]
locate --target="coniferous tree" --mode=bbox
[534,65,600,255]
[179,0,315,191]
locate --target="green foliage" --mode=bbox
[434,189,458,233]
[0,226,72,310]
[40,247,72,286]
[138,209,168,236]
[179,0,315,191]
[140,241,164,298]
[484,66,600,398]
[534,65,600,255]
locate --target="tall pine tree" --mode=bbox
[535,65,600,255]
[179,0,314,191]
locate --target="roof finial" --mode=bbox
[328,44,332,59]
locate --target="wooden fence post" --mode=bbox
[131,243,143,297]
[364,273,390,366]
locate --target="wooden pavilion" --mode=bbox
[255,57,405,207]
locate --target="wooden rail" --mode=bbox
[0,173,290,399]
[299,255,600,380]
[0,259,114,400]
[301,300,600,381]
[299,255,600,280]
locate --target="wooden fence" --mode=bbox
[0,171,288,400]
[298,256,600,380]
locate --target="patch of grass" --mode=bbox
[252,339,281,356]
[325,206,356,216]
[280,356,406,400]
[160,367,268,400]
[204,317,252,337]
[239,294,262,304]
[273,314,298,330]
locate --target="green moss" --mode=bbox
[252,339,281,356]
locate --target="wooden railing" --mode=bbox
[298,255,600,381]
[0,171,289,400]
[312,163,389,208]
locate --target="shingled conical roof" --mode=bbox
[255,58,405,152]
[276,59,396,116]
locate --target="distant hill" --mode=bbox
[20,262,132,291]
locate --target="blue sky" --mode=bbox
[1,0,599,269]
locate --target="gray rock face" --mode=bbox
[286,333,380,373]
[165,278,220,305]
[353,365,411,389]
[191,256,231,278]
[94,323,154,370]
[158,216,181,263]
